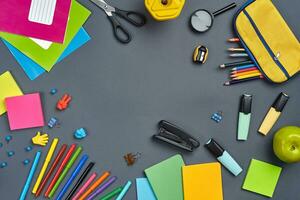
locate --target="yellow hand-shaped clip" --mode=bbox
[32,132,49,146]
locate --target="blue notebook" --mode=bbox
[136,178,157,200]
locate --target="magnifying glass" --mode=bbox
[190,3,237,33]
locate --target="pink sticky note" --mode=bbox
[5,93,45,130]
[0,0,71,43]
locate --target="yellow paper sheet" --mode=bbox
[0,71,23,115]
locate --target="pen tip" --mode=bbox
[219,64,225,68]
[223,82,230,86]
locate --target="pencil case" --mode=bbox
[233,0,300,83]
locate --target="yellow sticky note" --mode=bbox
[182,162,223,200]
[0,71,23,115]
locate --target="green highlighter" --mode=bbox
[238,94,252,141]
[99,187,123,200]
[48,146,82,198]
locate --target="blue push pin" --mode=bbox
[25,146,33,152]
[7,151,15,157]
[48,117,58,128]
[0,162,7,168]
[50,88,58,95]
[74,128,87,139]
[211,111,223,123]
[23,159,30,165]
[5,135,12,143]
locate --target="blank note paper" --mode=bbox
[182,162,223,200]
[242,159,282,197]
[136,178,157,200]
[5,93,45,130]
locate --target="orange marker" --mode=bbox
[231,67,258,74]
[78,171,110,200]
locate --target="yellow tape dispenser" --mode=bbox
[145,0,185,21]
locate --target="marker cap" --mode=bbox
[205,138,224,157]
[272,92,289,112]
[239,94,252,114]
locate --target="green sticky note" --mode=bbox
[242,159,282,197]
[145,154,185,200]
[0,0,91,71]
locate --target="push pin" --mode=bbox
[7,151,15,157]
[0,162,7,168]
[5,135,12,143]
[25,146,33,152]
[23,159,30,165]
[48,117,59,128]
[50,88,58,95]
[211,111,223,123]
[193,45,208,64]
[74,128,87,139]
[56,94,72,111]
[124,152,141,166]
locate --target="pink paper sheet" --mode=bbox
[5,93,45,130]
[0,0,71,43]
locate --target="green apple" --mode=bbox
[273,126,300,163]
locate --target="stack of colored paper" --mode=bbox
[0,0,91,80]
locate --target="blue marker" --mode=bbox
[19,151,41,200]
[115,181,132,200]
[56,154,89,200]
[205,138,242,176]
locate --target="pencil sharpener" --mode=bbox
[145,0,185,21]
[193,45,208,64]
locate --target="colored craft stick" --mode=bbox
[231,70,261,78]
[232,73,262,80]
[32,138,59,194]
[19,151,41,200]
[224,76,263,86]
[78,171,111,200]
[227,38,240,42]
[115,181,132,200]
[219,60,253,68]
[87,176,117,200]
[45,144,76,197]
[228,47,245,52]
[232,64,256,71]
[35,144,67,197]
[56,154,88,200]
[231,67,258,74]
[73,172,98,200]
[48,146,83,198]
[229,53,249,57]
[66,162,95,200]
[99,187,123,200]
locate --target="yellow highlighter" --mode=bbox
[258,93,289,135]
[32,138,59,194]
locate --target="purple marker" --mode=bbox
[86,176,117,200]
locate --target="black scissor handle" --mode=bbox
[108,15,132,43]
[114,8,146,27]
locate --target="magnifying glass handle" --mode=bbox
[212,2,237,17]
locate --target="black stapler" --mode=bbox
[153,120,200,152]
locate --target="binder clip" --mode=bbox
[153,120,200,152]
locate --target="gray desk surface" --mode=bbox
[0,0,299,199]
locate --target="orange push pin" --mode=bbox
[56,94,72,111]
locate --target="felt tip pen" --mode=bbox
[258,92,289,135]
[238,94,252,140]
[86,176,117,200]
[115,181,132,200]
[99,187,123,200]
[205,138,242,176]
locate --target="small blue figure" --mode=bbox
[7,151,15,157]
[74,128,87,139]
[0,162,7,168]
[50,88,58,95]
[5,135,12,143]
[23,159,30,165]
[25,146,33,152]
[48,117,58,128]
[211,111,223,123]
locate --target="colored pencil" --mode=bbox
[231,64,256,71]
[231,67,258,74]
[73,172,97,200]
[219,60,253,68]
[229,53,249,57]
[78,171,110,200]
[227,38,240,42]
[115,181,132,200]
[56,154,88,200]
[35,144,67,197]
[65,162,95,200]
[48,146,83,198]
[227,47,245,52]
[99,187,123,200]
[224,76,263,86]
[45,144,76,197]
[32,138,59,194]
[19,151,41,200]
[232,72,262,80]
[87,176,117,200]
[230,70,261,77]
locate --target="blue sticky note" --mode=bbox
[136,178,157,200]
[2,28,91,80]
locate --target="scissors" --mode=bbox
[90,0,146,43]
